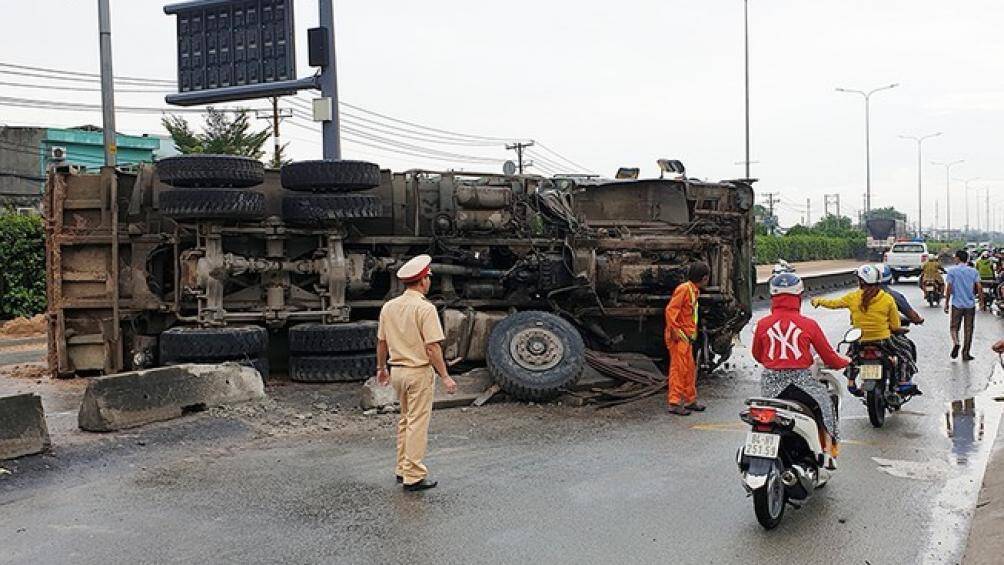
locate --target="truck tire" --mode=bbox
[486,311,584,402]
[156,155,265,188]
[160,188,266,221]
[280,160,381,192]
[288,321,379,354]
[281,194,381,226]
[289,353,376,383]
[160,326,268,363]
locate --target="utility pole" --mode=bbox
[823,194,840,217]
[97,0,116,166]
[933,160,964,234]
[806,198,811,225]
[935,201,939,237]
[987,187,991,236]
[762,192,780,234]
[506,141,535,174]
[256,97,293,168]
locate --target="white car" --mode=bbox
[883,242,929,281]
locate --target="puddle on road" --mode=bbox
[920,369,1004,565]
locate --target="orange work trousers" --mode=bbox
[667,339,697,406]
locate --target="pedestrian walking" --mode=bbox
[945,249,984,362]
[376,254,458,491]
[664,261,710,415]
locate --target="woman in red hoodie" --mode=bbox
[751,273,850,451]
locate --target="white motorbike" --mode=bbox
[736,328,860,529]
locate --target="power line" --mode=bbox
[0,80,168,94]
[0,62,175,84]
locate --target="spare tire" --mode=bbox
[160,188,266,221]
[160,326,268,363]
[289,321,378,354]
[157,155,265,188]
[289,353,376,383]
[282,194,381,226]
[487,311,584,402]
[280,160,381,192]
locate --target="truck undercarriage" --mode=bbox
[44,156,755,400]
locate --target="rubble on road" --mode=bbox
[5,363,47,380]
[359,365,622,411]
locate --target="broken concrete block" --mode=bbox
[78,363,265,432]
[0,393,51,460]
[360,376,398,411]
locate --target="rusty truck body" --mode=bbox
[43,156,755,400]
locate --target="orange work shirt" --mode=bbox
[664,281,700,346]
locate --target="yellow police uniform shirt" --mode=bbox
[377,289,446,367]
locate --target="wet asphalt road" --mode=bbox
[2,283,1003,565]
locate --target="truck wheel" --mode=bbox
[156,155,265,188]
[289,353,376,383]
[280,160,381,192]
[160,188,266,221]
[159,326,268,363]
[288,321,378,354]
[486,311,584,402]
[281,194,381,226]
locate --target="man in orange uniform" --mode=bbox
[665,262,711,416]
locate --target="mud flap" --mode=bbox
[860,379,881,392]
[742,456,777,491]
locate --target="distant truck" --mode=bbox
[865,218,907,258]
[883,241,929,281]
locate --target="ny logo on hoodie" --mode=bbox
[766,320,803,360]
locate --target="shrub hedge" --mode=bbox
[0,213,46,319]
[755,234,866,265]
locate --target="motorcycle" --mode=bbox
[736,328,858,530]
[922,278,943,308]
[981,279,997,312]
[849,326,918,428]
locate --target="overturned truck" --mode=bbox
[43,156,755,400]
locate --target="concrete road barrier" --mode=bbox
[754,270,858,302]
[78,363,265,432]
[0,393,51,460]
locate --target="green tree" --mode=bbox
[162,107,270,159]
[812,214,859,237]
[863,207,906,221]
[268,141,292,169]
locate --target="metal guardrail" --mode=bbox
[753,269,859,302]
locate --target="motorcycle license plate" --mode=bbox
[744,432,780,459]
[860,364,883,380]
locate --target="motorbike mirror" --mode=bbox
[843,328,863,343]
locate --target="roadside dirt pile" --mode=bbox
[0,314,46,338]
[6,363,47,380]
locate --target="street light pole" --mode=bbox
[899,132,941,237]
[954,177,981,235]
[744,0,750,180]
[836,83,899,214]
[932,160,964,234]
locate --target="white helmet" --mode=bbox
[982,251,990,259]
[856,264,882,285]
[770,272,804,296]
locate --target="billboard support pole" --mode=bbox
[98,0,117,166]
[318,0,340,160]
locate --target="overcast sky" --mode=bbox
[2,0,1002,229]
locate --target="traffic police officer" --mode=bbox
[376,254,457,491]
